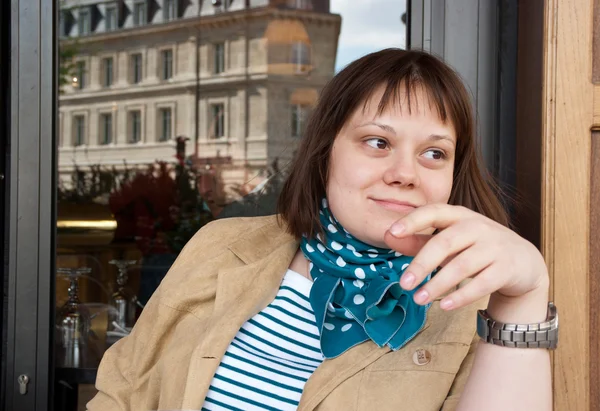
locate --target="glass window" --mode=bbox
[133,1,147,26]
[164,0,177,21]
[78,8,91,35]
[54,2,409,409]
[159,108,172,141]
[105,5,117,31]
[73,115,85,146]
[214,43,225,74]
[291,42,311,73]
[99,113,112,145]
[211,103,224,138]
[102,57,113,87]
[291,104,308,138]
[129,110,142,143]
[130,53,143,84]
[75,61,86,89]
[161,49,173,80]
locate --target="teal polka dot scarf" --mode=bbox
[300,199,433,359]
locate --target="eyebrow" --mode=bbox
[354,122,456,146]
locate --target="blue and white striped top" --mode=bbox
[202,269,325,411]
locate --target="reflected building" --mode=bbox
[58,0,341,199]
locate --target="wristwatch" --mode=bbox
[476,302,558,349]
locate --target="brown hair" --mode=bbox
[277,48,508,239]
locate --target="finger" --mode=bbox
[383,232,432,256]
[388,204,474,238]
[411,244,493,305]
[437,266,504,311]
[398,221,481,291]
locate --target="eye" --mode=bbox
[423,149,446,160]
[365,138,389,150]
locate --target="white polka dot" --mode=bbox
[306,244,315,253]
[331,241,343,250]
[327,303,335,312]
[316,233,323,242]
[345,310,354,319]
[319,269,324,273]
[324,323,335,331]
[395,251,402,257]
[388,261,393,268]
[341,324,353,332]
[354,268,366,279]
[368,249,378,258]
[322,198,328,208]
[309,262,314,271]
[317,243,326,253]
[343,228,349,234]
[329,216,335,224]
[370,264,377,272]
[353,280,365,288]
[336,256,347,267]
[319,210,324,215]
[353,294,365,305]
[346,244,362,257]
[327,224,338,233]
[402,263,409,270]
[326,312,335,318]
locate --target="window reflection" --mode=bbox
[55,0,407,409]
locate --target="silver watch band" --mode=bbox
[476,301,558,349]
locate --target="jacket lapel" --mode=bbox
[181,221,299,409]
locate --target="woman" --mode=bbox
[88,49,555,411]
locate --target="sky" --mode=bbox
[330,0,407,72]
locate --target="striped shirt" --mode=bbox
[202,269,324,411]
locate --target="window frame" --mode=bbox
[99,112,113,145]
[214,42,225,74]
[128,109,142,143]
[210,102,225,139]
[78,7,91,35]
[102,56,113,87]
[133,0,147,27]
[105,4,118,31]
[161,48,173,80]
[164,0,177,21]
[72,114,86,146]
[291,103,308,138]
[130,52,143,84]
[158,107,172,142]
[75,60,86,89]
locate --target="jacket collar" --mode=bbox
[181,217,397,411]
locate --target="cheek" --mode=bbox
[423,171,454,204]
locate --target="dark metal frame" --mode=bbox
[3,0,56,409]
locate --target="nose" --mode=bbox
[382,154,420,188]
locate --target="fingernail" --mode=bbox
[440,299,454,310]
[414,289,429,304]
[390,223,405,237]
[401,272,415,289]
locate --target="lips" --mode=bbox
[370,198,419,213]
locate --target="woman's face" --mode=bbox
[326,86,457,248]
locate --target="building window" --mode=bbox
[73,115,86,146]
[159,108,172,141]
[128,110,142,143]
[133,1,147,26]
[214,43,225,74]
[102,57,113,87]
[291,104,308,138]
[130,53,143,84]
[75,61,86,89]
[105,5,117,31]
[291,42,311,73]
[164,0,177,21]
[210,103,225,138]
[161,49,173,80]
[78,8,91,35]
[100,113,113,145]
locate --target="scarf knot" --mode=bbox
[300,199,432,359]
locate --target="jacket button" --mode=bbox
[412,348,431,366]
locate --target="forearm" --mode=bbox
[456,283,552,411]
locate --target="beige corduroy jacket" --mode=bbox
[87,215,486,411]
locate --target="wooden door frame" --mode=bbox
[537,0,594,409]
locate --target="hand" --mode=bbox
[383,204,549,311]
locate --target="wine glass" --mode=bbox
[108,259,138,337]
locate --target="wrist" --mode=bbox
[486,280,550,324]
